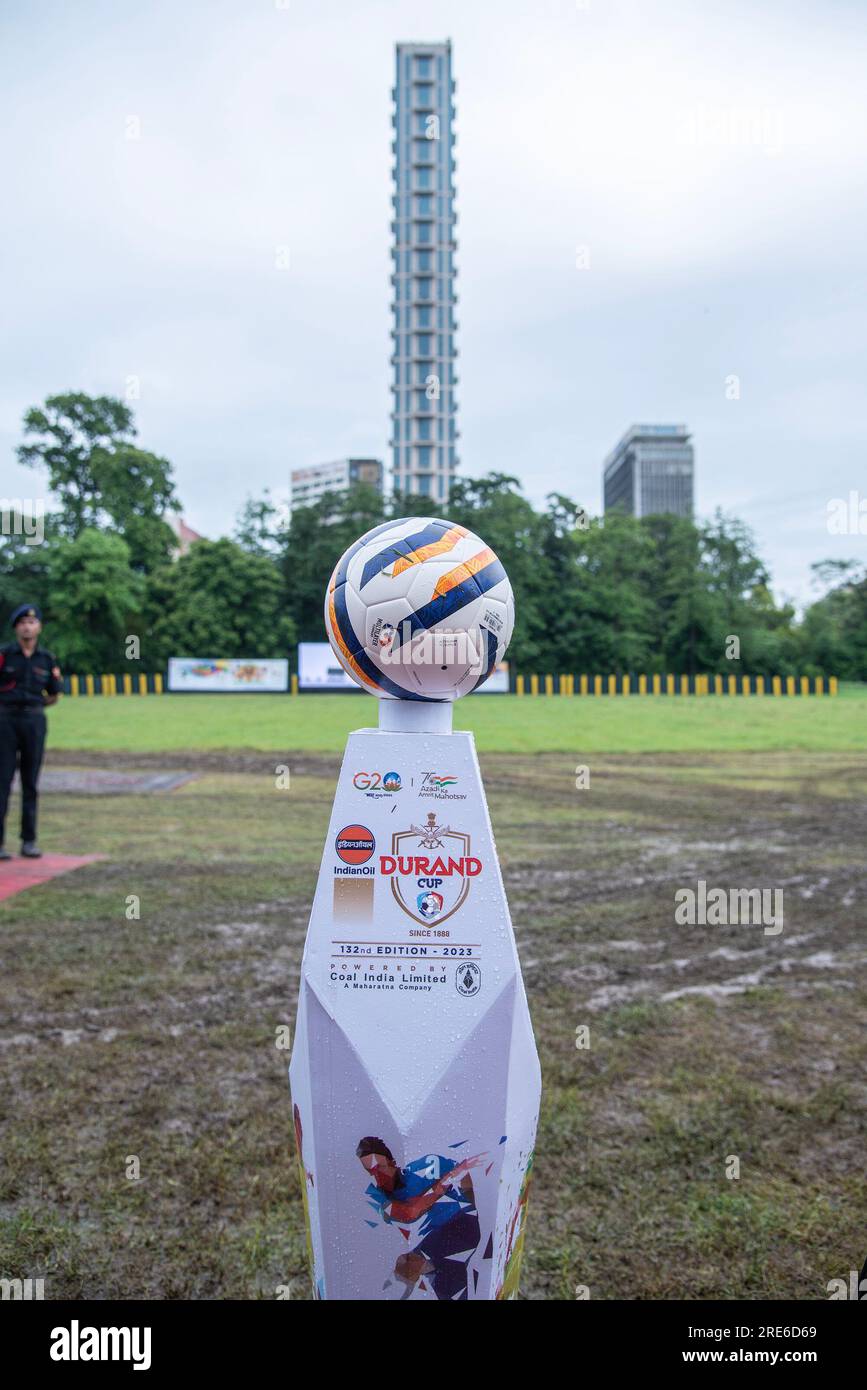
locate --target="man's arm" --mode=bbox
[388,1177,449,1224]
[388,1154,486,1222]
[44,660,62,706]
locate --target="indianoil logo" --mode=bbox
[335,825,376,865]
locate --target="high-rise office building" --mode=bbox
[603,424,694,518]
[390,40,458,502]
[290,458,383,512]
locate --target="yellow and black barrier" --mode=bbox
[65,672,294,694]
[514,673,838,697]
[62,672,840,698]
[64,673,165,696]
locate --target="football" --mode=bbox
[324,516,514,700]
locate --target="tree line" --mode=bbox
[2,393,865,679]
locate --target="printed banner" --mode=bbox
[298,642,357,691]
[167,658,288,692]
[474,661,509,693]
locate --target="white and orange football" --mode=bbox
[324,516,514,700]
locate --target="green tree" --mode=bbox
[696,511,796,674]
[234,489,282,556]
[569,512,658,673]
[639,514,719,674]
[17,393,134,534]
[447,474,553,670]
[48,529,146,672]
[0,511,61,623]
[17,392,178,571]
[280,483,389,642]
[145,538,296,667]
[800,561,867,679]
[90,442,178,572]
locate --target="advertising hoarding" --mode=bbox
[167,658,288,692]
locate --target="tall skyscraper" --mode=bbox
[603,424,694,518]
[390,41,458,502]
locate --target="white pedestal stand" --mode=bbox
[289,698,541,1300]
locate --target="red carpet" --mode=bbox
[0,853,104,903]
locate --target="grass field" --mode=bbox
[48,682,867,754]
[1,695,866,1299]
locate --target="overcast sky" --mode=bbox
[2,0,865,605]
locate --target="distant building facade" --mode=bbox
[167,514,205,558]
[290,458,383,512]
[390,40,459,502]
[603,424,694,518]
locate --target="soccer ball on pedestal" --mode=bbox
[324,516,514,701]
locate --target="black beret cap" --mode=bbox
[10,604,41,627]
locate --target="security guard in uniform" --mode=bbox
[0,605,62,860]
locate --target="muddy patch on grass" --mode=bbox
[36,768,198,795]
[500,751,867,1021]
[47,748,342,779]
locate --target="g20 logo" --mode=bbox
[353,771,402,793]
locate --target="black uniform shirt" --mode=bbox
[0,643,63,708]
